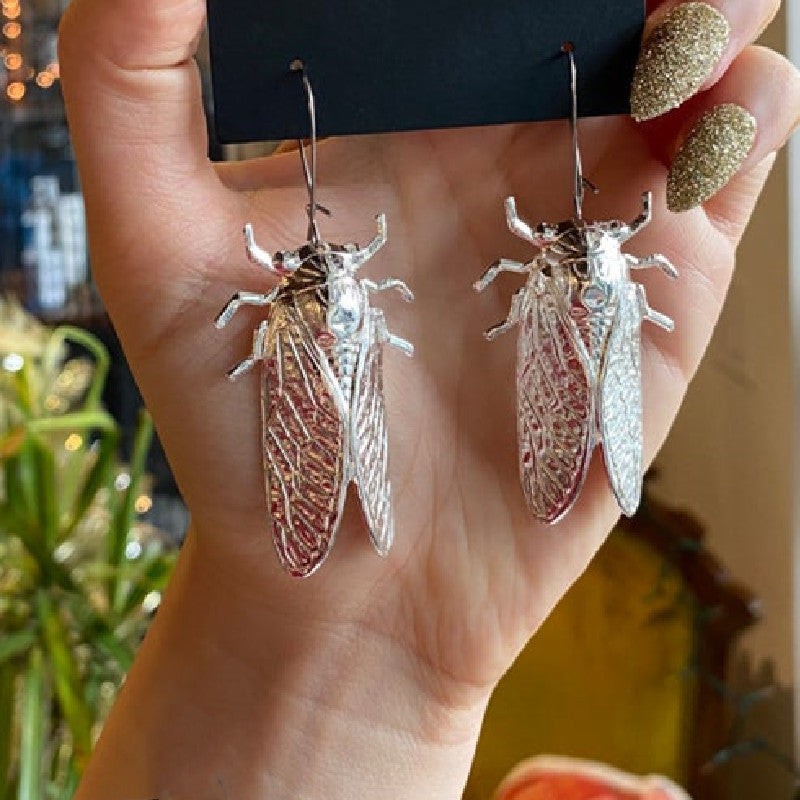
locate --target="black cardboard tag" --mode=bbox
[207,0,644,144]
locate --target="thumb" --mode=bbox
[58,0,232,314]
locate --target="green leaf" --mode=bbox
[62,429,120,539]
[45,327,110,412]
[27,412,117,436]
[0,505,74,592]
[55,758,79,800]
[109,411,153,614]
[118,555,174,619]
[64,598,135,673]
[0,664,15,800]
[33,439,58,549]
[36,592,93,768]
[5,437,39,525]
[95,629,134,673]
[18,648,44,800]
[0,630,37,665]
[12,363,35,418]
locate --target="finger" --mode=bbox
[632,0,781,122]
[663,46,800,222]
[215,149,300,192]
[646,0,780,44]
[59,0,236,315]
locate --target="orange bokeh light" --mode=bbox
[6,81,25,101]
[36,70,54,88]
[2,20,21,38]
[4,51,22,70]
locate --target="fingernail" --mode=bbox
[630,3,730,122]
[667,104,757,212]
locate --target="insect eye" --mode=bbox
[581,285,607,310]
[572,260,589,278]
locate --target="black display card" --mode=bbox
[206,0,644,144]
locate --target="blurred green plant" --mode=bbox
[0,299,177,800]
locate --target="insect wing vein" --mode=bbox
[599,283,644,517]
[262,301,347,577]
[352,308,393,556]
[517,277,594,523]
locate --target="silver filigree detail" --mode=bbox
[215,214,413,577]
[475,192,677,522]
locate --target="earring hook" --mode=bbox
[561,43,598,221]
[290,59,330,245]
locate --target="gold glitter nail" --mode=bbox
[630,3,729,122]
[667,104,757,213]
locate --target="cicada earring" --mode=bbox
[215,60,414,578]
[474,43,678,523]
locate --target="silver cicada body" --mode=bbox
[475,192,678,523]
[216,214,414,577]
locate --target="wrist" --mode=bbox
[77,526,489,800]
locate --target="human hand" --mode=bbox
[58,0,799,797]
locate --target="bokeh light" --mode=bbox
[2,20,21,38]
[6,81,24,100]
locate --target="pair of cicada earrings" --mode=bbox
[216,47,678,578]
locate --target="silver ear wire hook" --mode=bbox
[290,59,330,246]
[561,43,598,221]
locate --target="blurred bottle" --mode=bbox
[56,192,88,286]
[21,174,66,310]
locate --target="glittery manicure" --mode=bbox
[631,3,729,122]
[667,104,757,212]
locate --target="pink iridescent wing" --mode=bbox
[262,300,347,577]
[351,309,393,556]
[517,275,595,523]
[599,283,644,517]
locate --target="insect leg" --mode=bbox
[625,253,679,279]
[227,319,270,381]
[215,286,280,329]
[474,259,530,292]
[361,278,414,302]
[244,223,281,274]
[344,214,388,269]
[620,192,653,242]
[384,334,414,357]
[505,197,560,248]
[636,285,674,332]
[374,312,414,357]
[505,196,537,243]
[485,288,524,341]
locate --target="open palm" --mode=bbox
[60,0,798,735]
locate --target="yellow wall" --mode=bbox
[654,8,796,797]
[465,531,696,800]
[656,7,793,691]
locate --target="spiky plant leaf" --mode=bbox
[18,648,45,800]
[36,592,92,766]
